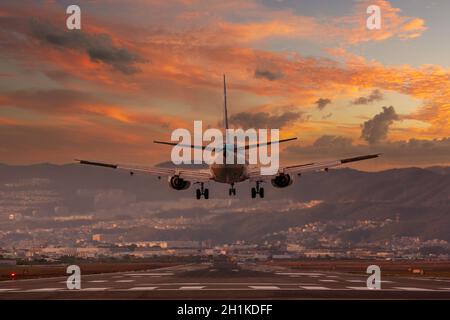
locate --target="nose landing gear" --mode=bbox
[251,181,264,199]
[228,183,237,196]
[196,182,209,199]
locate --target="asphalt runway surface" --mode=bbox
[1,261,450,299]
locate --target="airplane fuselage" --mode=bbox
[209,143,248,184]
[210,163,247,184]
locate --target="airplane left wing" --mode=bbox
[247,154,380,181]
[75,159,212,182]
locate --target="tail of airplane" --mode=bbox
[223,74,229,131]
[154,74,297,150]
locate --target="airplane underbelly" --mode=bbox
[211,164,246,183]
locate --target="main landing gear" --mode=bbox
[228,183,237,196]
[251,181,264,199]
[196,182,209,200]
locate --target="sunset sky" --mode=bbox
[0,0,449,169]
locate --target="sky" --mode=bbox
[0,0,449,170]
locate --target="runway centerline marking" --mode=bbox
[300,286,330,290]
[179,286,205,290]
[26,288,64,292]
[276,272,324,276]
[125,273,174,276]
[128,287,157,291]
[88,280,108,283]
[115,280,134,283]
[0,288,19,292]
[393,287,434,291]
[249,286,280,290]
[82,287,109,291]
[320,279,338,282]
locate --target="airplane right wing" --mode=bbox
[75,159,212,182]
[247,154,380,181]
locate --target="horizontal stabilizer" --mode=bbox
[241,137,297,150]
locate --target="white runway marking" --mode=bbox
[347,286,370,290]
[125,273,174,276]
[82,287,109,291]
[300,286,329,290]
[320,279,338,282]
[128,287,157,291]
[0,288,18,292]
[249,286,280,290]
[26,288,63,292]
[179,286,205,290]
[276,272,324,276]
[88,280,108,283]
[440,288,450,290]
[393,287,433,291]
[115,280,134,283]
[347,280,365,283]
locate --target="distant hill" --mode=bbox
[0,163,449,243]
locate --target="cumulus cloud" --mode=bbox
[254,68,283,81]
[287,136,450,168]
[30,19,146,74]
[315,98,332,110]
[361,106,400,144]
[313,135,353,149]
[352,89,384,105]
[229,110,305,129]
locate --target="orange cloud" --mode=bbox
[0,0,446,167]
[332,0,427,44]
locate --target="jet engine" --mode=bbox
[271,173,293,188]
[168,176,191,190]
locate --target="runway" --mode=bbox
[1,261,450,299]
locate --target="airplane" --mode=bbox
[76,75,380,199]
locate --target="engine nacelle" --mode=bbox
[168,176,191,190]
[271,173,293,188]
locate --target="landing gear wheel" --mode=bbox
[251,181,265,199]
[229,184,237,196]
[195,183,209,199]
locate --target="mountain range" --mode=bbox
[0,163,449,243]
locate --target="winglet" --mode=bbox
[340,153,380,164]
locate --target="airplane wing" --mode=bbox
[247,154,380,181]
[238,137,297,150]
[75,159,213,182]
